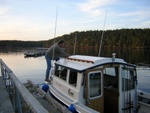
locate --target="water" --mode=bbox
[137,68,150,93]
[0,51,46,84]
[0,49,150,93]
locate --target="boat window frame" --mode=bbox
[88,71,102,99]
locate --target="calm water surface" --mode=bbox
[0,50,150,93]
[0,51,46,84]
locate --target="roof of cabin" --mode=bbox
[56,55,127,72]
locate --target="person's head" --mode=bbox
[58,39,66,47]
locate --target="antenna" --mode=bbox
[73,33,77,54]
[98,10,107,57]
[52,5,59,60]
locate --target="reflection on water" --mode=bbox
[0,48,150,93]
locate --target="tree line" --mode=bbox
[45,28,150,49]
[0,40,46,49]
[0,28,150,49]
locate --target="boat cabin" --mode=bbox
[49,55,138,113]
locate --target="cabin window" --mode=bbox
[55,65,67,81]
[69,70,77,87]
[103,67,119,88]
[104,67,116,76]
[60,67,67,81]
[89,71,102,98]
[122,68,135,91]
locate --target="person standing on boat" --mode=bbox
[45,39,70,82]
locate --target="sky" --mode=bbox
[0,0,150,41]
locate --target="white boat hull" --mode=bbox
[138,90,150,113]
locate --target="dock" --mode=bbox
[0,76,14,113]
[0,58,71,113]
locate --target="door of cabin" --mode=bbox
[86,68,104,113]
[120,65,137,113]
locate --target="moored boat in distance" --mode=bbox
[24,48,48,58]
[48,53,150,113]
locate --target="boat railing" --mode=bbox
[0,58,49,113]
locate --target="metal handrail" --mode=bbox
[0,59,49,113]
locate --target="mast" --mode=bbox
[52,5,59,60]
[51,6,58,75]
[73,33,77,55]
[98,10,107,57]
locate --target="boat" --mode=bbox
[48,53,150,113]
[24,50,46,57]
[24,51,38,57]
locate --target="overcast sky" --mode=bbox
[0,0,150,41]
